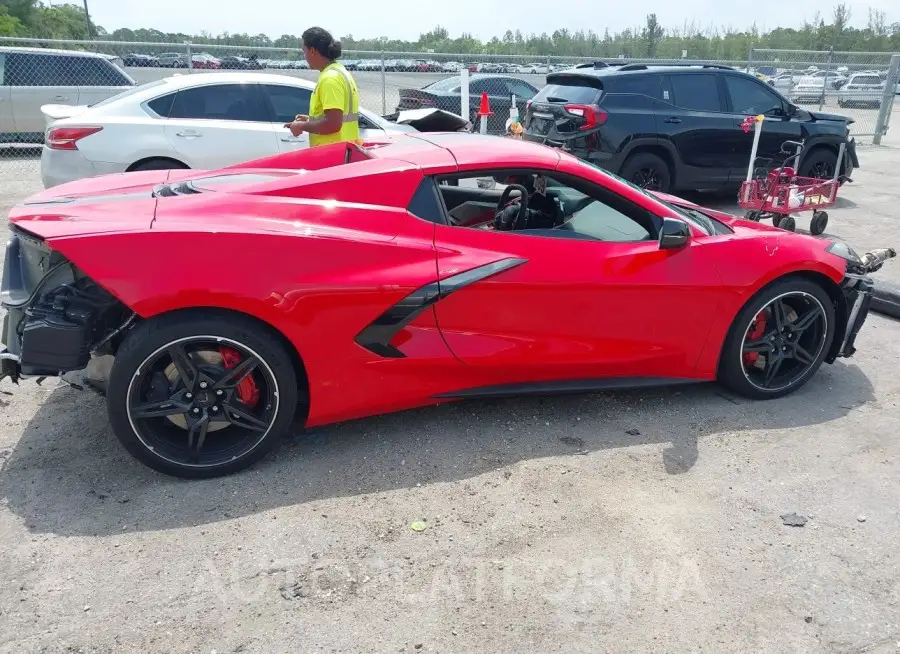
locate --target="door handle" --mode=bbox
[52,95,70,102]
[176,130,201,137]
[280,137,305,143]
[664,117,682,124]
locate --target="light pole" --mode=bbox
[82,0,93,39]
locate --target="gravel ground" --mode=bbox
[1,144,900,653]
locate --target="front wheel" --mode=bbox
[718,278,836,399]
[107,312,300,478]
[798,148,838,181]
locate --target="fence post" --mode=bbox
[460,67,470,129]
[746,45,754,74]
[819,46,833,111]
[873,53,900,146]
[185,40,193,73]
[380,49,386,115]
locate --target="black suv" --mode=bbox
[523,62,859,193]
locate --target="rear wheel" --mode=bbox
[778,215,796,232]
[718,278,835,399]
[107,313,300,478]
[619,152,671,193]
[129,158,189,172]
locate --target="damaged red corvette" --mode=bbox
[1,133,895,478]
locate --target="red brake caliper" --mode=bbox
[219,347,260,407]
[743,311,767,367]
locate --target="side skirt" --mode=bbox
[433,377,701,400]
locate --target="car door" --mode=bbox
[162,82,280,169]
[722,73,802,182]
[657,72,734,189]
[428,163,723,382]
[7,52,81,138]
[73,55,135,107]
[0,53,12,137]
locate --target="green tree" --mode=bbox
[642,14,665,57]
[0,5,24,36]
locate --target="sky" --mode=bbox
[82,0,897,41]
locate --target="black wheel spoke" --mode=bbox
[214,356,259,390]
[771,299,788,331]
[221,401,270,432]
[791,306,823,334]
[187,414,211,453]
[743,335,774,354]
[794,345,815,366]
[131,396,190,419]
[763,356,783,387]
[167,344,197,390]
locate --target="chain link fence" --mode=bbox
[748,48,900,142]
[1,36,899,188]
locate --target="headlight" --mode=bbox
[825,240,862,264]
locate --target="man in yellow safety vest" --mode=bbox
[285,27,360,147]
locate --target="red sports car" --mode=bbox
[1,134,894,478]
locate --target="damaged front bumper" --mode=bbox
[834,247,896,359]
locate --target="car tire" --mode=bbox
[798,147,838,180]
[130,158,189,172]
[619,152,671,193]
[718,277,836,400]
[107,311,300,478]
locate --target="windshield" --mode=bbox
[424,77,461,93]
[572,158,715,234]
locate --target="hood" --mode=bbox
[385,108,471,133]
[40,103,90,128]
[806,109,853,124]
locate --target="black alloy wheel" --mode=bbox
[718,278,836,400]
[107,312,300,478]
[125,337,279,469]
[739,292,829,393]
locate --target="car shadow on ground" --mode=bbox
[0,360,875,537]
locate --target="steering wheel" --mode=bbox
[494,184,530,231]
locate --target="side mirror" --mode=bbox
[659,217,691,250]
[786,103,798,116]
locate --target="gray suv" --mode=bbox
[1,46,135,144]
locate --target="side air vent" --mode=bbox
[151,182,202,198]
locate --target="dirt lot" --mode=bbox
[1,147,900,653]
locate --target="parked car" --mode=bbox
[122,53,160,67]
[515,62,550,75]
[878,71,900,95]
[357,59,383,71]
[191,54,221,70]
[0,46,135,144]
[523,62,858,194]
[37,72,468,188]
[3,133,893,477]
[398,74,539,133]
[838,73,886,108]
[219,55,263,70]
[441,61,462,72]
[158,52,189,68]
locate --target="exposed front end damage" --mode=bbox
[1,224,133,388]
[832,246,896,360]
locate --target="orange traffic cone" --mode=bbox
[477,91,493,116]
